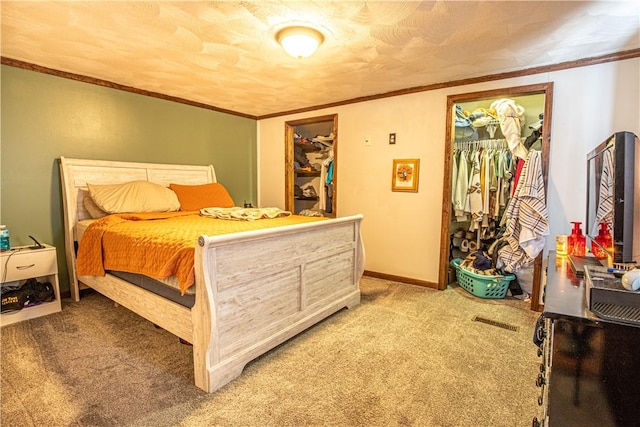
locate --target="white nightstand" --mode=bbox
[1,244,62,326]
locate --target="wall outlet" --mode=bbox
[389,133,396,144]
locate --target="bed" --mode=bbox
[59,157,364,393]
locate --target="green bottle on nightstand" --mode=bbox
[0,225,10,251]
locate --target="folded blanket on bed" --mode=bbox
[200,207,291,221]
[76,212,324,294]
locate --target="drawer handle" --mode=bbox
[16,264,36,270]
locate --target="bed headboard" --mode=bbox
[59,157,216,300]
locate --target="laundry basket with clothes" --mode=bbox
[452,250,515,299]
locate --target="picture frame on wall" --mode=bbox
[391,158,420,192]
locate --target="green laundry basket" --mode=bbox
[451,258,515,299]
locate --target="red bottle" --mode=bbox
[592,222,613,259]
[568,221,586,256]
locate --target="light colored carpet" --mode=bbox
[1,277,541,426]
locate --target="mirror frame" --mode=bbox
[438,82,554,311]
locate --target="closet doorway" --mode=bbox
[284,114,338,217]
[438,83,553,311]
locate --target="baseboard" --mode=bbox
[363,270,438,289]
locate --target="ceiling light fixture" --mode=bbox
[276,26,324,59]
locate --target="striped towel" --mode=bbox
[499,150,549,272]
[595,148,614,231]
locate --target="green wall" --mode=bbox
[1,65,257,294]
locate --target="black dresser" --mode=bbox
[533,253,640,427]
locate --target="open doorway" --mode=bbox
[438,83,554,311]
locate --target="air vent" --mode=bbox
[472,315,519,332]
[591,301,640,325]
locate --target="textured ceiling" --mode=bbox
[1,1,639,117]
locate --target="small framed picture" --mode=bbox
[392,158,420,192]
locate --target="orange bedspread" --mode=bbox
[76,212,325,294]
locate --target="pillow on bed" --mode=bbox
[83,195,109,219]
[87,180,181,214]
[169,182,235,211]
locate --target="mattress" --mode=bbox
[108,270,195,308]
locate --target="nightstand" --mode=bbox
[1,244,62,326]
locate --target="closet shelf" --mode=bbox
[295,142,321,153]
[295,170,321,177]
[295,196,319,201]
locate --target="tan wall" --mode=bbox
[258,58,640,284]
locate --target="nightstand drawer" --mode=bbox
[1,248,57,283]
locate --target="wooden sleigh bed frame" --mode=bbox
[59,157,364,393]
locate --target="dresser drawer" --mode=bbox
[1,248,57,283]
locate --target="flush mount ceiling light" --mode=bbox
[276,26,324,59]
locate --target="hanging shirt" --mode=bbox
[452,149,459,209]
[511,158,526,197]
[453,150,470,219]
[319,149,334,211]
[481,149,492,227]
[468,150,483,230]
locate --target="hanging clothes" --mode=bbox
[452,148,458,205]
[481,148,495,227]
[453,150,470,221]
[489,150,500,219]
[451,140,513,228]
[511,158,526,197]
[319,149,334,213]
[468,149,483,230]
[498,150,549,273]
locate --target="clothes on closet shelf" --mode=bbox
[524,113,544,151]
[455,106,501,141]
[491,98,528,159]
[454,105,477,140]
[498,150,549,273]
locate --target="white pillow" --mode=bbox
[87,180,181,214]
[83,195,109,219]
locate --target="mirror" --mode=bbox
[439,83,553,311]
[586,131,640,264]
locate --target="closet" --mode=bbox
[285,114,337,217]
[439,84,553,311]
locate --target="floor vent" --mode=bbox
[472,316,519,332]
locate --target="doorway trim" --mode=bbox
[438,83,554,311]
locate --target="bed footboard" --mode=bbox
[191,215,364,393]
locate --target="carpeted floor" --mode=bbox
[1,276,542,426]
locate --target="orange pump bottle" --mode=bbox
[592,222,613,259]
[568,221,586,256]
